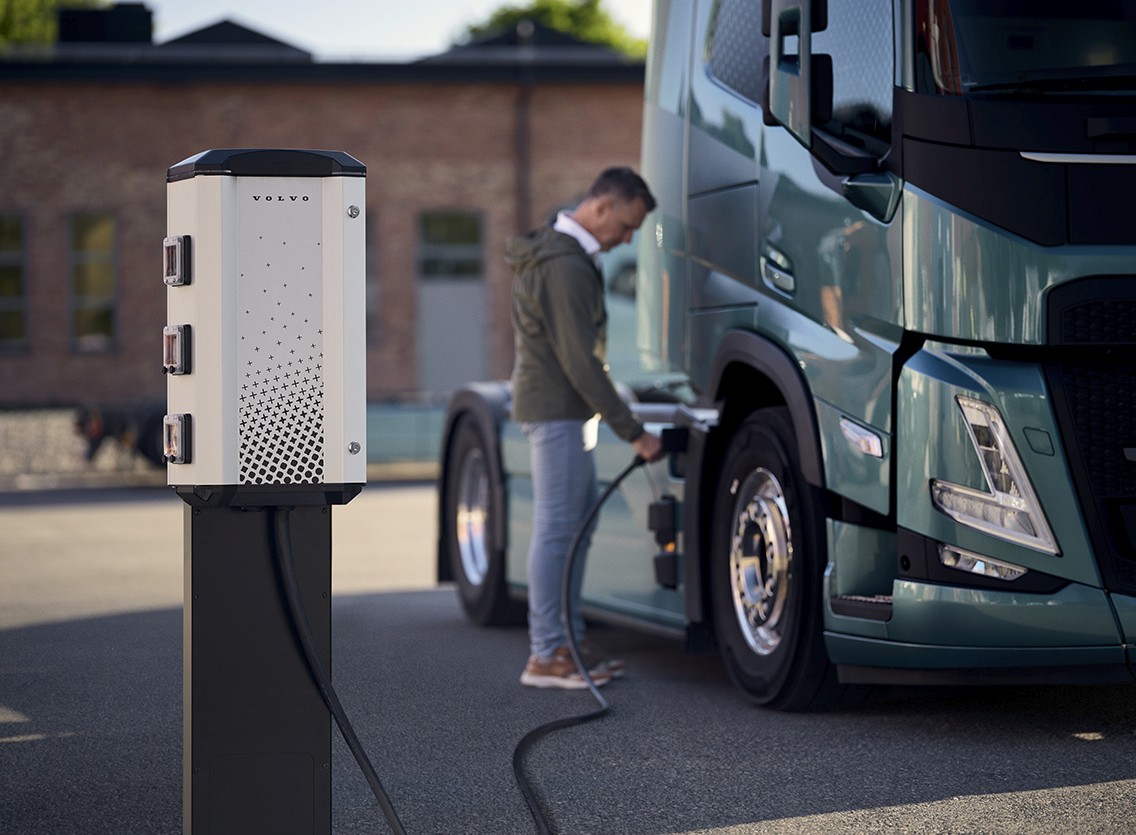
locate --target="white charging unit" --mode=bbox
[165,148,366,501]
[166,149,367,834]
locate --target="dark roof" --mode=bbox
[0,9,642,83]
[419,19,635,68]
[165,19,295,48]
[159,20,311,61]
[464,19,611,49]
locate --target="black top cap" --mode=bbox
[167,149,366,182]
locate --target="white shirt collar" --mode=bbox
[553,210,602,262]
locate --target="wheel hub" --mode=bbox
[729,468,792,655]
[456,447,490,586]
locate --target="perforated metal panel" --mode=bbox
[235,179,325,484]
[166,148,367,491]
[708,0,766,103]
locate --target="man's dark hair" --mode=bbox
[586,166,657,213]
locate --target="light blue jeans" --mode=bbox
[522,419,599,660]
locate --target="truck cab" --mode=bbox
[439,0,1136,708]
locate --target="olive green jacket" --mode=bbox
[507,225,643,442]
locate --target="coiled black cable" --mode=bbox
[272,507,407,835]
[274,454,651,834]
[512,455,647,835]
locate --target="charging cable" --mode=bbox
[272,507,407,835]
[512,453,649,835]
[273,425,687,834]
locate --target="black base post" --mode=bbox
[182,501,333,834]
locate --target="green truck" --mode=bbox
[438,0,1136,708]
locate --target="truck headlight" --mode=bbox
[930,396,1058,554]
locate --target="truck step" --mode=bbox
[830,594,893,621]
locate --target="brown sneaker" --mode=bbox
[520,646,612,690]
[579,639,625,679]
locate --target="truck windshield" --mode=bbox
[916,0,1136,95]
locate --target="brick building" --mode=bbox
[0,4,644,410]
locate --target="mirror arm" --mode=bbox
[810,129,877,176]
[842,170,903,223]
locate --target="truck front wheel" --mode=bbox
[709,407,835,709]
[443,413,523,626]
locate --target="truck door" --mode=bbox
[684,0,767,388]
[759,0,903,516]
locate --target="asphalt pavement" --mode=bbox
[3,485,1136,834]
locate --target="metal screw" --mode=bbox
[347,205,360,219]
[348,441,361,455]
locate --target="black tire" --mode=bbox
[443,414,524,626]
[709,407,837,710]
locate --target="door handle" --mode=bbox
[760,247,795,294]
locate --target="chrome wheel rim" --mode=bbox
[456,446,490,586]
[728,467,792,655]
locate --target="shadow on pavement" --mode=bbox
[4,588,1136,834]
[0,608,182,834]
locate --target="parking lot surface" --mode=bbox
[3,485,1136,834]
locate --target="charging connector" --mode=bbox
[659,425,689,454]
[649,495,679,588]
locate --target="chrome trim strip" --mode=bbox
[1021,152,1136,165]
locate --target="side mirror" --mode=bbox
[762,0,826,38]
[762,0,829,146]
[763,0,882,180]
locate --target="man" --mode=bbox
[507,167,664,690]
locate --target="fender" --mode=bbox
[707,330,824,487]
[684,329,825,626]
[436,381,512,582]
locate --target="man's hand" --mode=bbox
[632,431,664,463]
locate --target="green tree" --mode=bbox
[460,0,646,58]
[0,0,107,46]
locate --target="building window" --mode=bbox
[418,211,483,281]
[70,212,117,352]
[0,215,27,352]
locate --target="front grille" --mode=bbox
[1048,275,1136,346]
[1060,300,1136,345]
[1046,277,1136,594]
[1055,364,1136,498]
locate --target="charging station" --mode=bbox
[166,149,367,833]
